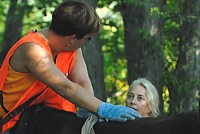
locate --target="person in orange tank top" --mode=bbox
[0,1,141,133]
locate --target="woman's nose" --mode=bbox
[130,97,136,104]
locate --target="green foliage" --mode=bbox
[150,6,163,18]
[98,4,127,105]
[0,0,9,47]
[22,0,62,35]
[121,0,138,5]
[99,0,199,114]
[162,86,170,114]
[162,0,199,113]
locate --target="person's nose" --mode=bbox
[130,97,136,105]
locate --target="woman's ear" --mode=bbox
[147,107,152,116]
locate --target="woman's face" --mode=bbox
[126,84,151,117]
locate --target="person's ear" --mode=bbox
[68,35,76,46]
[147,107,152,116]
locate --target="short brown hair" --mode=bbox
[49,0,101,38]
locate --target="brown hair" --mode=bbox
[49,0,101,38]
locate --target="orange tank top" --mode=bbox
[0,65,36,117]
[0,30,77,133]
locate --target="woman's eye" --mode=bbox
[128,94,134,99]
[138,97,143,101]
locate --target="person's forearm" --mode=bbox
[58,81,102,113]
[79,80,94,95]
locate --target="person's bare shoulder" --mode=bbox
[10,42,51,73]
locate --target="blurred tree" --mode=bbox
[99,0,199,114]
[98,1,128,104]
[117,0,164,112]
[0,0,28,66]
[73,0,106,101]
[165,0,200,114]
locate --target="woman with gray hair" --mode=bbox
[126,78,160,117]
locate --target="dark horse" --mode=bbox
[12,105,199,134]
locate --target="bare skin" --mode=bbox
[9,28,101,113]
[126,84,151,117]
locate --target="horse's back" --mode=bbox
[32,108,199,134]
[94,111,199,134]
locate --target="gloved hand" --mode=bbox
[77,108,94,119]
[97,102,142,122]
[77,108,107,122]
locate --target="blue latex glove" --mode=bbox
[97,102,142,122]
[77,108,94,119]
[77,108,106,122]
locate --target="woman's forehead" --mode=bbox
[129,84,147,96]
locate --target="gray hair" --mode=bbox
[128,78,160,117]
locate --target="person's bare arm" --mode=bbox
[9,43,102,113]
[9,43,141,122]
[68,48,94,95]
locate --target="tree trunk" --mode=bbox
[119,0,164,112]
[186,0,200,112]
[0,0,27,66]
[120,2,144,84]
[168,0,200,114]
[142,0,164,113]
[76,0,106,101]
